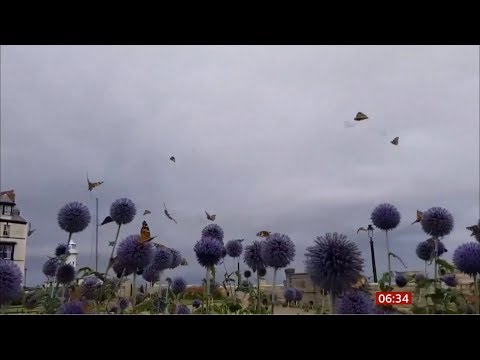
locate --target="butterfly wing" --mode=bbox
[256,230,270,238]
[354,112,368,121]
[391,137,399,145]
[101,216,114,226]
[170,156,175,162]
[357,227,367,234]
[139,221,151,243]
[467,225,480,236]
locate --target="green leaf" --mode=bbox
[436,259,456,274]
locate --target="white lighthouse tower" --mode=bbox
[66,241,79,269]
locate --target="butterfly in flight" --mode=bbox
[256,230,271,238]
[101,216,114,226]
[28,228,36,236]
[466,224,480,239]
[139,220,157,244]
[163,203,177,224]
[170,156,175,163]
[205,210,216,221]
[391,137,399,145]
[87,172,103,191]
[143,210,151,216]
[411,210,424,225]
[354,112,368,121]
[357,227,367,234]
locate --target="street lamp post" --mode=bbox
[367,225,378,283]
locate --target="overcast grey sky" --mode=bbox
[1,45,479,287]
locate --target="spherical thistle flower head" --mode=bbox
[283,287,296,302]
[42,258,60,278]
[176,304,191,314]
[261,233,295,269]
[142,265,160,283]
[336,290,374,314]
[81,276,101,300]
[226,240,243,258]
[395,273,408,288]
[0,260,23,306]
[151,247,173,271]
[244,240,265,273]
[58,301,84,314]
[437,241,447,256]
[416,241,432,261]
[58,201,91,234]
[305,232,364,294]
[453,242,480,276]
[258,267,267,277]
[56,263,76,284]
[110,198,136,225]
[118,297,129,311]
[244,270,252,278]
[221,247,227,259]
[55,244,68,257]
[113,260,133,277]
[116,234,154,272]
[192,299,201,308]
[171,276,187,295]
[371,203,401,231]
[421,207,454,238]
[201,224,224,243]
[194,236,224,268]
[294,288,303,302]
[441,274,458,287]
[169,248,182,269]
[415,273,426,283]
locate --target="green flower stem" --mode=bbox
[474,274,479,314]
[205,267,210,313]
[256,274,261,314]
[222,261,233,297]
[157,271,163,314]
[385,230,392,287]
[270,268,277,314]
[131,272,137,309]
[66,232,73,251]
[329,292,336,314]
[105,224,122,275]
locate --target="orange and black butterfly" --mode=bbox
[205,210,216,221]
[256,230,271,238]
[411,210,424,225]
[139,221,157,244]
[391,137,399,146]
[354,112,368,121]
[87,173,103,191]
[467,224,480,238]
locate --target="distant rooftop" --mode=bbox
[0,190,15,203]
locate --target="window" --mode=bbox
[2,206,12,216]
[2,224,10,237]
[0,243,14,260]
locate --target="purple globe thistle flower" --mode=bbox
[244,270,252,278]
[421,207,454,238]
[192,299,201,308]
[415,273,426,282]
[118,297,129,311]
[294,288,303,302]
[171,276,187,295]
[142,265,160,283]
[110,198,136,225]
[371,203,401,231]
[453,242,480,276]
[58,300,84,314]
[416,240,447,261]
[336,290,374,314]
[261,233,295,269]
[244,240,265,273]
[283,288,296,303]
[42,258,60,278]
[226,240,243,258]
[55,244,68,257]
[169,248,182,269]
[0,260,23,306]
[441,274,458,287]
[395,273,408,288]
[116,234,154,272]
[437,241,447,256]
[58,201,91,234]
[201,224,224,243]
[258,267,267,277]
[176,304,191,314]
[113,260,133,277]
[305,232,364,294]
[56,263,76,284]
[151,247,173,271]
[81,276,101,300]
[194,236,224,268]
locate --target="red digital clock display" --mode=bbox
[375,292,412,306]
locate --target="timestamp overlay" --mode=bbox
[375,292,412,306]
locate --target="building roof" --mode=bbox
[0,194,15,205]
[0,190,15,203]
